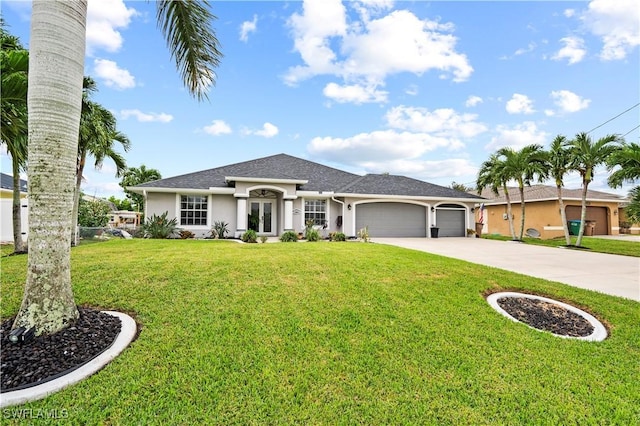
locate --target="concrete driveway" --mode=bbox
[375,238,640,302]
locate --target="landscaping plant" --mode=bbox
[279,231,298,242]
[141,212,179,239]
[241,229,258,243]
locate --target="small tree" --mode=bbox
[119,165,162,212]
[77,198,111,227]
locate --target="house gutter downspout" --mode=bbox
[331,196,345,232]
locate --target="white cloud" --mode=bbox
[86,0,138,55]
[564,9,576,18]
[552,36,586,64]
[465,95,483,107]
[203,120,232,136]
[582,0,640,60]
[240,15,258,42]
[93,59,136,90]
[486,121,548,151]
[550,90,591,113]
[285,1,472,102]
[506,94,535,114]
[359,158,478,179]
[323,82,388,104]
[385,106,487,141]
[245,122,279,138]
[120,109,173,123]
[405,84,419,96]
[514,42,536,56]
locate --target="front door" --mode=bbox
[249,200,276,235]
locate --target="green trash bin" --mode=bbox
[568,220,581,236]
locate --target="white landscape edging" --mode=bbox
[0,311,137,408]
[486,292,608,342]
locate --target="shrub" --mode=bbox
[241,229,258,243]
[179,230,195,239]
[260,235,268,243]
[78,198,111,227]
[280,231,298,242]
[142,212,179,239]
[330,232,346,242]
[357,226,370,242]
[306,228,321,242]
[212,220,229,239]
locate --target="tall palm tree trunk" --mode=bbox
[557,184,571,245]
[576,184,588,247]
[70,154,86,246]
[12,155,27,253]
[503,185,516,239]
[13,0,87,335]
[518,184,525,241]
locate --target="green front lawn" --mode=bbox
[1,240,638,424]
[482,234,640,257]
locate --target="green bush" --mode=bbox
[280,231,298,242]
[259,235,268,243]
[211,220,229,239]
[78,198,111,227]
[241,229,258,243]
[306,228,320,242]
[142,212,179,239]
[330,232,346,242]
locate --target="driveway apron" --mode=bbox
[375,238,640,301]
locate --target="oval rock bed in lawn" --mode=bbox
[0,308,121,392]
[486,292,608,341]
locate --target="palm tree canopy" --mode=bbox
[546,135,570,187]
[156,0,222,101]
[1,41,29,150]
[607,142,640,188]
[496,144,547,187]
[568,132,623,184]
[476,153,506,196]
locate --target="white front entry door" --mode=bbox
[248,200,276,235]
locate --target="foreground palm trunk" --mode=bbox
[557,185,571,245]
[12,0,87,335]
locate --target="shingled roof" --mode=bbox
[476,184,625,204]
[134,154,359,192]
[0,173,27,193]
[134,153,483,199]
[338,174,481,199]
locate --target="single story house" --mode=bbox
[475,184,631,239]
[0,173,28,243]
[128,154,484,238]
[108,210,142,229]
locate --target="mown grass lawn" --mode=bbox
[482,234,640,257]
[1,239,639,425]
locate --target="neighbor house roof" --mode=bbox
[0,173,27,193]
[132,153,483,199]
[476,184,625,205]
[134,154,358,192]
[338,174,480,199]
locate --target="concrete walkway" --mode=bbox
[375,238,640,302]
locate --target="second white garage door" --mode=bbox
[436,208,466,237]
[356,203,427,237]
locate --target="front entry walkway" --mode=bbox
[375,238,640,301]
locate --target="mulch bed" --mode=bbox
[0,308,121,392]
[497,296,594,337]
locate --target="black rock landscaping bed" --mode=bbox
[497,296,595,337]
[0,308,121,392]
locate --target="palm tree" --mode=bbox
[477,154,517,239]
[71,78,131,245]
[1,28,29,254]
[607,142,640,188]
[13,0,222,336]
[567,132,623,246]
[119,165,163,213]
[544,135,572,245]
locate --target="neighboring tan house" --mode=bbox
[109,210,142,229]
[475,184,629,239]
[0,173,28,243]
[128,154,484,238]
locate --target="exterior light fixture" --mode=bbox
[431,206,435,212]
[471,207,475,213]
[8,326,35,344]
[347,204,352,210]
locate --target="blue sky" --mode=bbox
[2,0,639,199]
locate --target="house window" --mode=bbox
[180,195,208,226]
[305,199,326,225]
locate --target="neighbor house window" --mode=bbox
[180,195,208,226]
[305,199,326,225]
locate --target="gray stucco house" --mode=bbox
[128,154,484,238]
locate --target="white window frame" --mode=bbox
[304,199,326,226]
[179,194,209,227]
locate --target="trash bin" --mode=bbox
[568,220,581,236]
[585,220,596,236]
[475,222,483,238]
[430,227,439,238]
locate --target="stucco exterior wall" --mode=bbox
[146,192,177,219]
[480,200,621,239]
[211,194,236,237]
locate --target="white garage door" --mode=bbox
[356,203,426,237]
[436,209,465,237]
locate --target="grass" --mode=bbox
[1,239,639,424]
[481,234,640,257]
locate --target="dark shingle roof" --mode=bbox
[0,173,27,192]
[338,174,482,199]
[135,154,359,192]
